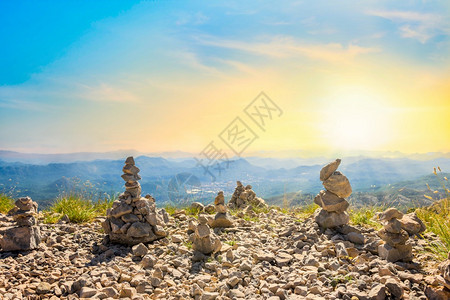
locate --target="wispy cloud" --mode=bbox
[78,83,141,103]
[196,35,380,63]
[367,10,450,43]
[0,99,54,112]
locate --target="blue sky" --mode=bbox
[0,0,449,154]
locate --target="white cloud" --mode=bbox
[367,10,449,43]
[196,35,380,63]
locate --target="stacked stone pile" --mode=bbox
[211,191,233,228]
[0,196,41,251]
[102,157,168,245]
[377,208,413,262]
[192,215,221,255]
[228,181,267,209]
[314,159,352,228]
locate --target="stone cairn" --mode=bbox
[228,181,267,209]
[314,159,352,228]
[211,191,233,228]
[377,208,412,262]
[102,156,168,245]
[0,196,41,251]
[192,215,221,255]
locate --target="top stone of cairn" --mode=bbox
[320,159,341,181]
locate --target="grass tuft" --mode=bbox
[44,190,115,224]
[349,206,384,229]
[0,193,14,214]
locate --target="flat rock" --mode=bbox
[378,208,403,222]
[315,209,349,228]
[211,213,233,228]
[314,190,349,212]
[377,228,409,247]
[322,172,352,198]
[378,242,412,262]
[400,212,426,235]
[0,226,41,251]
[320,159,341,181]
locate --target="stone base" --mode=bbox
[314,209,349,228]
[0,226,41,251]
[378,243,412,262]
[211,213,233,228]
[108,231,164,246]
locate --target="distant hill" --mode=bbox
[1,152,449,209]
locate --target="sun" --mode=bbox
[319,87,392,151]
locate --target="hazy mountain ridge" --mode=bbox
[1,153,449,209]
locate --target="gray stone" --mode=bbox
[377,228,409,247]
[384,218,403,234]
[378,242,412,262]
[127,222,153,238]
[378,208,403,222]
[314,190,349,213]
[132,243,148,257]
[385,278,404,299]
[110,203,133,218]
[347,232,365,244]
[368,285,386,300]
[0,226,41,251]
[211,213,233,228]
[315,209,349,228]
[400,212,426,235]
[320,159,341,181]
[322,172,352,198]
[79,287,97,298]
[36,282,52,295]
[121,213,140,223]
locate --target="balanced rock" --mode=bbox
[377,208,412,262]
[314,159,352,229]
[0,196,41,252]
[102,157,168,245]
[314,190,349,213]
[322,171,352,198]
[228,181,267,209]
[211,191,233,228]
[314,209,350,228]
[399,212,426,235]
[192,215,221,255]
[320,158,341,181]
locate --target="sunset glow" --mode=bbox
[0,1,449,156]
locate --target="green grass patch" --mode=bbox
[349,206,384,229]
[45,192,115,224]
[416,198,450,260]
[0,193,14,214]
[295,203,319,220]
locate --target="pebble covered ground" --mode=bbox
[0,208,447,300]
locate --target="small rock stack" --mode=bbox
[211,191,233,228]
[377,208,412,262]
[102,157,168,245]
[228,181,267,209]
[0,196,41,251]
[314,159,352,228]
[192,215,221,255]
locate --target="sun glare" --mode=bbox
[320,88,392,150]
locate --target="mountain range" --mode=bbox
[0,150,449,209]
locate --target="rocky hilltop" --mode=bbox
[0,158,448,300]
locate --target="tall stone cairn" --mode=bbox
[211,191,233,228]
[102,156,168,245]
[0,196,41,251]
[314,159,352,228]
[228,181,267,209]
[377,208,413,262]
